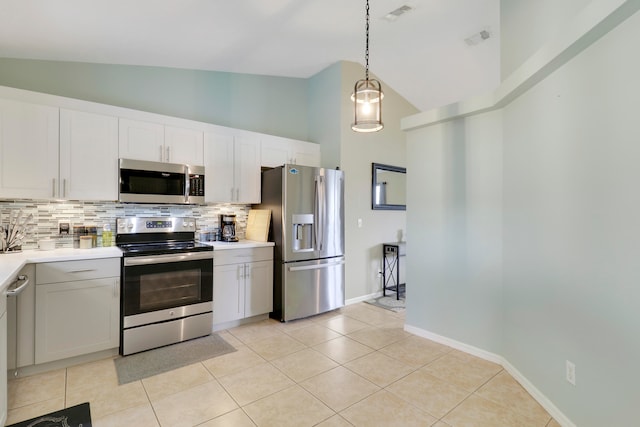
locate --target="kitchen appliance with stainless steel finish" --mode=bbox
[256,165,345,321]
[118,158,205,204]
[116,217,213,355]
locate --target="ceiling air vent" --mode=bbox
[382,4,415,22]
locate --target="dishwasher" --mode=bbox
[6,264,35,376]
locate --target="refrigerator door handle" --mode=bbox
[314,175,325,252]
[288,259,345,272]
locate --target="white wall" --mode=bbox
[501,8,640,425]
[339,62,418,300]
[405,3,640,425]
[500,0,591,77]
[405,110,503,352]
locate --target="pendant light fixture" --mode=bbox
[351,0,384,133]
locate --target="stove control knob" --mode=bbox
[188,221,195,227]
[127,223,134,229]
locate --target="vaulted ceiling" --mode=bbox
[0,0,500,111]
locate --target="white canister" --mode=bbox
[79,236,93,249]
[39,238,56,251]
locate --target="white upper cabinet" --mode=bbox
[60,109,118,201]
[261,135,320,168]
[204,132,261,203]
[0,99,59,199]
[119,118,204,166]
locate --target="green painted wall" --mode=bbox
[0,58,309,141]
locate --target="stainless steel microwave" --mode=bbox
[118,158,205,204]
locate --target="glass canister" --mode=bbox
[102,224,113,247]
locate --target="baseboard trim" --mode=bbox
[346,291,382,305]
[404,324,576,427]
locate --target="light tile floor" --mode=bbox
[7,302,561,427]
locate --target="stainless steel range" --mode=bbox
[116,217,213,356]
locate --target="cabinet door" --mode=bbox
[204,133,235,202]
[35,278,120,364]
[0,99,59,199]
[245,260,273,317]
[165,125,204,166]
[234,135,261,203]
[261,136,290,168]
[59,109,118,201]
[213,264,244,324]
[0,307,7,427]
[119,118,164,162]
[291,140,321,167]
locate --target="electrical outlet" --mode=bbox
[566,360,576,386]
[357,218,363,228]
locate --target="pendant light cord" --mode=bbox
[365,0,370,81]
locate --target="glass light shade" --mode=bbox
[351,79,384,132]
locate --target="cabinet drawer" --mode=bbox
[36,258,120,284]
[214,247,273,266]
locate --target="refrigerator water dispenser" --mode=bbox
[292,214,314,252]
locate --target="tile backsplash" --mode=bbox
[0,200,250,250]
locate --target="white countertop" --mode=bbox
[0,247,123,291]
[0,240,274,291]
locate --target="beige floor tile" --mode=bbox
[421,353,502,392]
[340,390,437,427]
[308,309,343,323]
[284,324,342,346]
[202,345,266,378]
[8,369,66,409]
[92,403,160,427]
[217,362,294,406]
[142,362,214,401]
[300,366,380,412]
[346,326,409,350]
[67,357,119,395]
[5,397,65,425]
[443,394,542,427]
[312,336,374,364]
[152,380,238,427]
[199,408,256,427]
[341,305,392,325]
[246,332,307,360]
[386,370,469,418]
[244,385,334,427]
[379,335,451,368]
[315,414,353,427]
[271,348,339,382]
[344,351,415,387]
[316,314,369,335]
[228,319,283,345]
[216,330,244,347]
[66,380,150,420]
[276,317,316,332]
[546,419,562,427]
[476,370,551,424]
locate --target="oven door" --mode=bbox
[122,252,213,328]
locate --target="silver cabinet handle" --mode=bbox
[63,179,67,198]
[159,145,164,162]
[68,269,96,273]
[52,178,56,197]
[6,275,29,296]
[230,188,234,200]
[245,264,250,278]
[166,146,170,162]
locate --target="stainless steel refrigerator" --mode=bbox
[257,164,345,322]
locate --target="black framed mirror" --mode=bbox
[372,163,406,210]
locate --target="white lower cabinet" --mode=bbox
[213,248,273,325]
[35,258,120,364]
[0,293,7,427]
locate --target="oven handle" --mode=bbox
[124,251,214,266]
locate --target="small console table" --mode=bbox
[382,242,406,300]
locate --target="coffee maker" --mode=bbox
[220,214,239,242]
